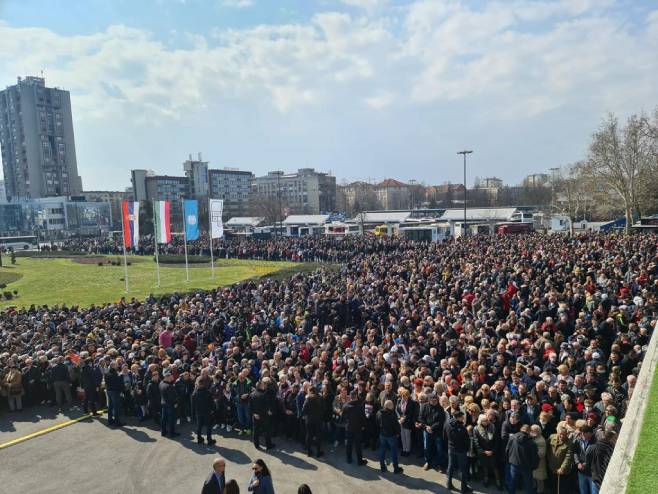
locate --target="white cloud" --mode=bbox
[0,0,655,126]
[221,0,254,8]
[338,0,385,12]
[365,90,394,109]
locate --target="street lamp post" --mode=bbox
[457,150,473,237]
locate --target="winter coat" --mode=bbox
[533,434,548,481]
[547,434,574,474]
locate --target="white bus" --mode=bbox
[324,222,361,237]
[399,225,450,242]
[0,235,38,251]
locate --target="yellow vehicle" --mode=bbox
[373,225,393,237]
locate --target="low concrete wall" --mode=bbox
[600,327,658,494]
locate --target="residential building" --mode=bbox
[338,181,380,215]
[0,76,82,201]
[375,178,410,210]
[183,154,209,198]
[523,173,551,188]
[130,169,153,202]
[209,167,254,219]
[253,168,336,215]
[82,190,131,228]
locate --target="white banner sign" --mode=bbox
[209,199,224,239]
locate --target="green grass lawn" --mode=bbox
[627,364,658,494]
[0,255,302,309]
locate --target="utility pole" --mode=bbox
[457,150,473,237]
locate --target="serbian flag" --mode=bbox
[154,200,172,244]
[122,201,140,249]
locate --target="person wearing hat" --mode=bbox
[159,370,180,437]
[574,425,596,494]
[445,410,472,493]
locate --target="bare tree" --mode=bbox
[250,194,280,225]
[581,113,655,233]
[554,164,588,236]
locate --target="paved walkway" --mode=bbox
[0,407,495,494]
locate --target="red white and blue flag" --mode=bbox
[122,200,140,249]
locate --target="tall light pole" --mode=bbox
[457,150,473,237]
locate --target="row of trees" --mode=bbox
[556,108,658,233]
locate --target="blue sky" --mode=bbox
[1,0,657,191]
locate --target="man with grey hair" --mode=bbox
[377,400,403,474]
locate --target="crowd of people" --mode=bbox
[1,233,657,494]
[53,234,356,263]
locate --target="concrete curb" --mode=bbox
[600,328,658,494]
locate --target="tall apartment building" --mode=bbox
[209,167,254,219]
[0,76,82,201]
[253,168,336,215]
[183,154,209,198]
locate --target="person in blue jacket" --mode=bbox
[247,459,275,494]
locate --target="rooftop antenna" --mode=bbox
[198,152,202,161]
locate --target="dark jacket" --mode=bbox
[377,408,400,437]
[418,403,446,435]
[193,386,214,417]
[506,431,539,470]
[302,394,325,425]
[160,380,177,406]
[80,365,102,390]
[249,388,269,418]
[342,399,366,433]
[50,363,70,382]
[105,368,123,393]
[395,398,419,430]
[574,436,596,476]
[201,471,224,494]
[586,439,615,486]
[445,418,469,453]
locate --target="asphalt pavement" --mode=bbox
[0,406,494,494]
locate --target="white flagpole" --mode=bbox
[209,198,215,279]
[120,206,129,293]
[153,200,161,287]
[182,199,190,282]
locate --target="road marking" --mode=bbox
[0,411,105,450]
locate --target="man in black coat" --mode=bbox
[302,386,325,458]
[105,361,124,427]
[201,457,226,494]
[342,389,367,465]
[376,400,403,474]
[445,411,472,493]
[250,379,274,450]
[417,393,447,471]
[159,370,179,437]
[506,424,539,494]
[79,358,102,415]
[193,379,216,445]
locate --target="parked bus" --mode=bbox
[0,235,38,251]
[496,222,533,234]
[399,225,450,242]
[324,222,360,237]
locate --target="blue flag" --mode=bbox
[183,199,199,241]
